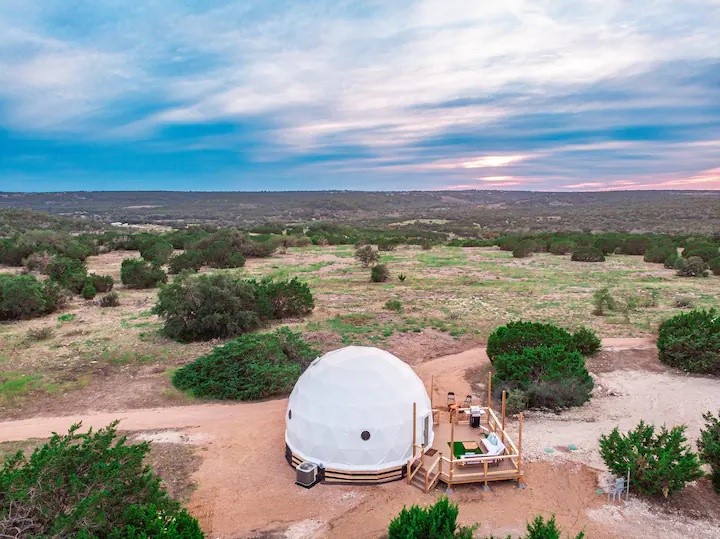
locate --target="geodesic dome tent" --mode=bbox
[285,346,434,483]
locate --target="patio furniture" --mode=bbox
[481,434,506,466]
[609,477,626,501]
[461,441,480,452]
[448,441,482,459]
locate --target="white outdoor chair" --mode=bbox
[609,477,626,501]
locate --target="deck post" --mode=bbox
[518,412,523,473]
[483,460,489,488]
[487,371,492,410]
[449,413,455,482]
[501,390,507,444]
[408,402,417,485]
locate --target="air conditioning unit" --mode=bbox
[296,461,320,488]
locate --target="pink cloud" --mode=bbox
[476,175,517,182]
[563,168,720,191]
[460,155,530,168]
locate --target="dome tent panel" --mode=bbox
[285,346,433,475]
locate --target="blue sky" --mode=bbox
[1,0,719,192]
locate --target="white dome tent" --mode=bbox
[285,346,434,484]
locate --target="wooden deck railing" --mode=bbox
[405,444,425,484]
[423,453,442,492]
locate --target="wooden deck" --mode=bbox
[406,405,524,492]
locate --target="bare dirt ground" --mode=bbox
[2,339,719,538]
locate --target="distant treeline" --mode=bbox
[3,190,720,234]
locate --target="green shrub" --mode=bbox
[0,422,204,538]
[100,292,121,308]
[384,299,403,312]
[355,245,379,267]
[592,233,624,255]
[524,515,584,539]
[675,256,709,277]
[140,239,174,265]
[0,233,94,266]
[664,252,681,269]
[493,345,593,410]
[172,328,318,400]
[188,230,273,268]
[43,281,70,314]
[155,275,263,341]
[487,321,596,362]
[512,240,534,258]
[107,503,204,539]
[0,237,31,266]
[120,259,168,289]
[571,246,605,262]
[81,280,97,300]
[682,242,719,262]
[548,241,575,255]
[88,273,114,293]
[657,309,720,374]
[255,277,315,319]
[592,287,616,316]
[497,236,520,252]
[571,327,602,356]
[398,273,407,282]
[505,389,530,415]
[371,264,390,282]
[22,251,54,273]
[377,239,397,251]
[526,379,593,410]
[619,237,651,256]
[388,496,475,539]
[168,251,204,274]
[599,421,703,497]
[709,257,720,276]
[698,410,720,493]
[644,244,676,264]
[47,256,88,293]
[0,274,66,321]
[154,274,314,342]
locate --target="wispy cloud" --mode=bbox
[0,1,719,191]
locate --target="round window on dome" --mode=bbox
[361,430,371,441]
[288,409,292,420]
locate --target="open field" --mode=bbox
[1,244,718,419]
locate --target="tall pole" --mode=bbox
[450,410,455,482]
[487,371,492,410]
[517,412,523,473]
[501,390,507,444]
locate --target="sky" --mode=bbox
[0,1,719,192]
